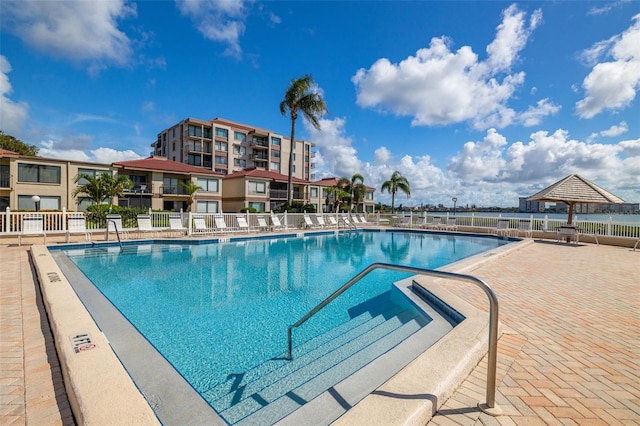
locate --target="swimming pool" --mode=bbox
[54,230,510,424]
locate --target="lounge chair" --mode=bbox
[517,219,533,238]
[634,239,639,251]
[425,217,441,230]
[315,214,326,228]
[444,217,457,231]
[192,215,215,235]
[137,215,158,238]
[557,225,579,244]
[351,215,361,224]
[327,216,338,226]
[66,213,91,242]
[107,214,129,239]
[495,218,512,237]
[256,215,270,231]
[302,214,316,229]
[341,215,355,228]
[270,213,284,230]
[359,215,370,225]
[168,214,187,237]
[214,215,228,233]
[236,215,250,233]
[19,214,46,246]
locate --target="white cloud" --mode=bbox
[600,121,629,137]
[176,0,249,58]
[0,0,135,66]
[587,0,630,16]
[0,56,28,135]
[39,140,142,163]
[304,117,362,178]
[576,14,640,118]
[352,5,556,130]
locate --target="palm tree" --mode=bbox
[180,180,203,212]
[73,173,111,205]
[101,173,133,205]
[381,171,411,214]
[347,173,364,212]
[280,75,328,205]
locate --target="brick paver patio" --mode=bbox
[0,236,638,425]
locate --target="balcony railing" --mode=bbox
[161,185,188,195]
[253,153,268,160]
[251,139,269,148]
[0,174,9,188]
[269,189,303,199]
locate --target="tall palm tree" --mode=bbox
[381,171,411,214]
[347,173,364,212]
[280,75,328,205]
[73,173,111,205]
[180,180,203,212]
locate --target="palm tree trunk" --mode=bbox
[287,117,296,206]
[391,193,396,214]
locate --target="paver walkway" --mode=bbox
[0,237,638,425]
[430,241,639,425]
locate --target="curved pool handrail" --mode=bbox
[285,262,501,414]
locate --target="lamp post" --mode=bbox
[31,195,41,212]
[452,197,457,215]
[140,184,147,208]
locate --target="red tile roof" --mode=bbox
[224,168,308,183]
[112,157,223,176]
[312,176,375,191]
[0,148,20,158]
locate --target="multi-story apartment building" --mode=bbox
[151,117,316,181]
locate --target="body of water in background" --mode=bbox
[422,212,640,223]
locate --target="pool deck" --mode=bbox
[1,233,639,425]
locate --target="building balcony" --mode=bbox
[269,189,302,200]
[251,139,269,149]
[252,153,269,161]
[161,185,188,196]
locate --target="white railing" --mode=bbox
[2,207,638,242]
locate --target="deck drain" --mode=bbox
[47,272,61,282]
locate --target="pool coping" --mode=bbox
[31,230,531,425]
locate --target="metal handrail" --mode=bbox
[285,262,500,412]
[106,219,123,251]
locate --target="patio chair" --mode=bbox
[425,216,442,230]
[351,215,361,224]
[256,215,270,232]
[270,213,284,230]
[557,225,579,244]
[634,239,639,251]
[19,214,46,246]
[168,214,187,237]
[192,215,215,235]
[341,215,356,229]
[327,215,338,226]
[359,214,371,225]
[107,214,129,239]
[136,215,159,238]
[315,214,326,228]
[302,213,317,229]
[66,213,91,242]
[494,218,512,237]
[214,215,228,233]
[236,215,250,233]
[444,217,458,231]
[517,219,533,238]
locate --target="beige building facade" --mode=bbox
[152,117,316,181]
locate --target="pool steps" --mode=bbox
[205,301,428,424]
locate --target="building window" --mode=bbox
[248,202,265,212]
[292,153,296,161]
[203,127,212,139]
[215,169,228,175]
[234,158,246,168]
[18,195,60,210]
[215,141,228,152]
[196,178,219,193]
[234,131,246,142]
[292,165,296,173]
[215,156,227,165]
[270,162,280,171]
[310,187,318,198]
[197,200,219,213]
[272,150,280,158]
[188,154,202,166]
[248,180,266,194]
[215,127,228,139]
[18,164,61,184]
[271,137,281,146]
[188,125,202,137]
[366,191,374,200]
[233,145,246,155]
[77,168,107,184]
[172,127,176,138]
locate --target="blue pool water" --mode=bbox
[61,230,509,423]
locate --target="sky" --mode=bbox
[1,0,639,208]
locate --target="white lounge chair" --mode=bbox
[557,225,579,244]
[66,213,91,242]
[495,218,512,237]
[270,214,284,230]
[236,215,250,233]
[107,214,129,239]
[137,215,158,238]
[327,216,338,226]
[426,217,442,230]
[444,217,457,231]
[359,215,370,225]
[517,219,533,238]
[214,215,228,233]
[169,214,187,237]
[192,215,215,235]
[351,215,361,224]
[302,214,316,228]
[256,215,270,231]
[315,214,326,228]
[19,214,46,246]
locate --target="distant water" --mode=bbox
[423,212,640,223]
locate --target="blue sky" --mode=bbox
[1,1,639,208]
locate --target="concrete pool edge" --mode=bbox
[29,245,160,425]
[32,236,532,425]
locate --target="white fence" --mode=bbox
[2,208,639,242]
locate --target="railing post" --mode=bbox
[607,216,612,236]
[4,207,9,233]
[62,207,67,232]
[187,211,193,236]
